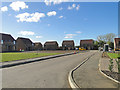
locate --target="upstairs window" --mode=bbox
[1,40,3,44]
[13,41,16,44]
[32,43,34,46]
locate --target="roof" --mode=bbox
[17,37,33,44]
[44,41,58,45]
[34,42,42,44]
[62,40,74,44]
[34,42,42,46]
[80,39,94,42]
[0,33,15,41]
[63,40,74,42]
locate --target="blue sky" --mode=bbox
[1,1,118,46]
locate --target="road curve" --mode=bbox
[2,51,95,88]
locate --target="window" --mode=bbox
[119,41,120,45]
[32,43,34,46]
[1,40,3,44]
[13,41,16,44]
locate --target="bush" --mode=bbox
[115,59,120,73]
[109,59,113,72]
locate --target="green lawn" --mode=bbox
[107,53,120,59]
[1,53,61,62]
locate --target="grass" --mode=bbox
[107,53,120,59]
[1,52,62,62]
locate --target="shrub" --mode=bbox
[115,58,120,73]
[109,59,113,72]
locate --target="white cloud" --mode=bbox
[68,6,73,10]
[64,34,76,39]
[10,1,28,11]
[18,31,35,36]
[44,0,68,6]
[47,11,57,16]
[68,4,80,10]
[48,24,50,26]
[76,31,82,34]
[16,12,45,22]
[36,36,43,38]
[76,5,80,10]
[59,16,63,19]
[72,4,76,8]
[1,6,8,12]
[59,7,63,10]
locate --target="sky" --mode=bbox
[0,1,118,46]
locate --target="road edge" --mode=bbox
[68,53,96,89]
[1,52,79,68]
[98,58,120,84]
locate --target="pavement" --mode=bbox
[2,51,95,88]
[73,51,118,88]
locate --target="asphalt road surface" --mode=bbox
[74,52,118,88]
[2,51,96,88]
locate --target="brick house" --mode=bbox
[44,41,58,50]
[34,42,43,50]
[114,38,120,50]
[62,40,75,50]
[80,39,94,50]
[0,33,16,52]
[16,37,34,51]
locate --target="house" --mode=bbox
[0,33,16,52]
[114,38,120,51]
[62,40,75,50]
[16,37,34,51]
[44,41,58,50]
[34,42,43,50]
[80,39,94,50]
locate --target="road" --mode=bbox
[73,51,118,88]
[2,51,95,88]
[2,51,117,88]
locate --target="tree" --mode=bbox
[105,33,116,42]
[107,41,114,49]
[97,33,116,43]
[97,33,116,48]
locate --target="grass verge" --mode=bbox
[107,53,120,59]
[1,53,62,62]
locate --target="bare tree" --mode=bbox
[97,33,116,43]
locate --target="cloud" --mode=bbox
[10,1,28,11]
[48,24,50,26]
[44,0,69,6]
[59,16,63,19]
[76,5,80,10]
[76,31,82,34]
[18,31,35,36]
[47,11,57,16]
[59,7,63,10]
[1,6,8,12]
[64,34,76,39]
[16,12,45,22]
[68,4,80,10]
[36,36,43,38]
